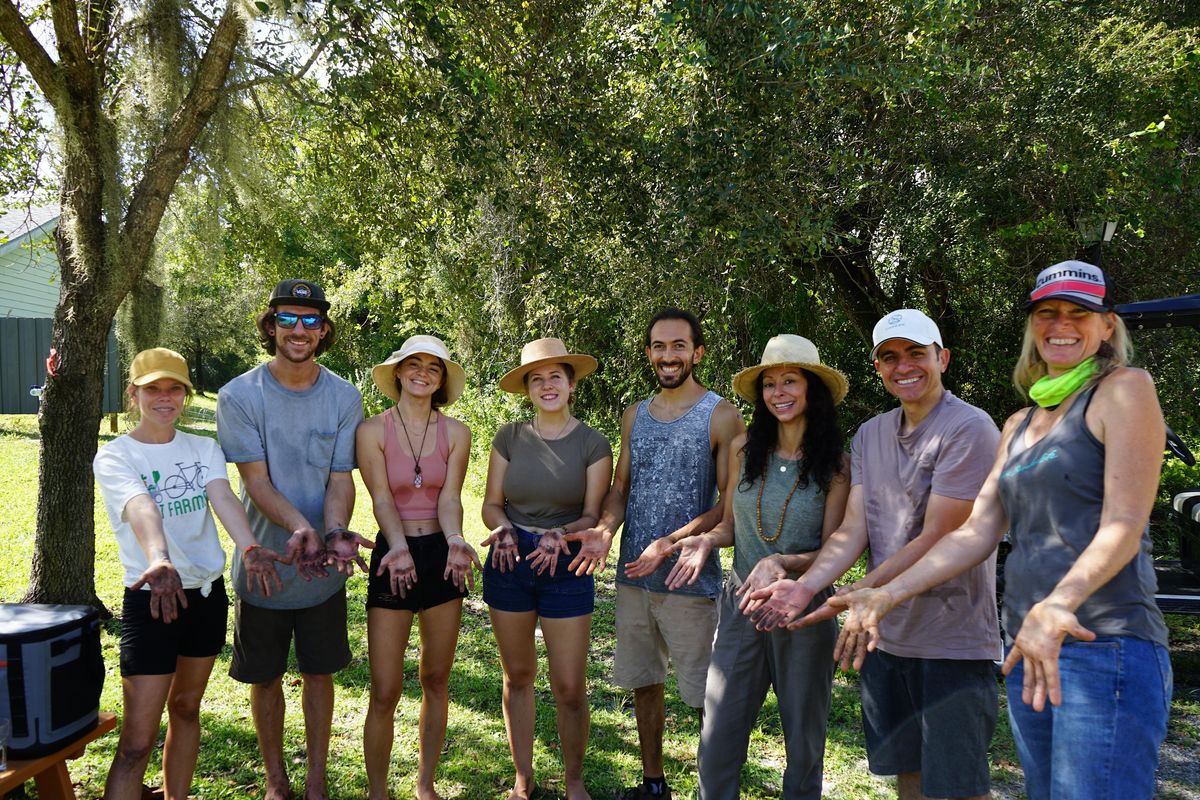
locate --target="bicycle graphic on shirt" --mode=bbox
[143,461,210,504]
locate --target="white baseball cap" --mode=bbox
[871,309,943,359]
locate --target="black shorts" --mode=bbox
[860,649,998,798]
[120,577,228,677]
[366,532,468,612]
[229,587,351,683]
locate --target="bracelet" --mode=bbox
[446,533,466,542]
[243,543,262,556]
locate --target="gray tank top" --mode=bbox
[730,453,825,581]
[616,391,722,598]
[997,384,1168,646]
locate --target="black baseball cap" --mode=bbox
[269,279,330,312]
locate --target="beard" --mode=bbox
[655,359,694,389]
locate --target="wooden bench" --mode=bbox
[0,712,116,800]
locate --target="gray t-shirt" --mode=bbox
[493,421,612,529]
[852,391,1001,660]
[217,363,363,609]
[731,453,825,581]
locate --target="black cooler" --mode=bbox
[0,603,104,758]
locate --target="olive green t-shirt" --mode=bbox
[493,421,612,528]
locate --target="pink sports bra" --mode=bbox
[384,409,449,519]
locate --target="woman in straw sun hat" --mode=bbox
[357,334,480,800]
[667,334,850,800]
[480,337,614,800]
[94,348,287,799]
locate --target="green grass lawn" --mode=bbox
[1,403,1197,799]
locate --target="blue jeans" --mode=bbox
[481,526,595,618]
[1005,636,1172,800]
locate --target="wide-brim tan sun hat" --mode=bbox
[732,334,849,406]
[498,337,598,394]
[130,348,193,390]
[372,334,467,405]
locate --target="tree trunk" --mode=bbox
[25,226,115,608]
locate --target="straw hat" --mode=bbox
[732,334,848,406]
[498,338,598,394]
[130,348,193,390]
[372,335,467,405]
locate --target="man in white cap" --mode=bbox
[750,308,1001,800]
[216,278,369,800]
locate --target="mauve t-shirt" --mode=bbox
[851,391,1001,660]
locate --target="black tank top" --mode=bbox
[997,383,1167,646]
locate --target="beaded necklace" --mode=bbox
[756,454,804,543]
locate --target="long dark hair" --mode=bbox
[740,369,844,492]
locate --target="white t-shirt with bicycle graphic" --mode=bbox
[94,430,228,591]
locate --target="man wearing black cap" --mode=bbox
[216,279,368,800]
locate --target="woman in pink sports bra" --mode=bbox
[358,334,480,800]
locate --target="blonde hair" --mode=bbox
[1012,311,1132,399]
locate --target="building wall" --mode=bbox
[0,236,60,318]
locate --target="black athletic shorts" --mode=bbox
[366,532,468,612]
[119,577,228,676]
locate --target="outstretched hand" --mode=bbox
[481,524,520,573]
[564,527,614,576]
[378,541,416,597]
[527,528,567,576]
[664,535,714,590]
[623,535,675,579]
[1002,599,1095,711]
[746,579,815,630]
[827,587,896,671]
[285,527,329,580]
[131,559,187,624]
[735,555,788,614]
[325,529,374,576]
[242,545,290,597]
[444,535,482,591]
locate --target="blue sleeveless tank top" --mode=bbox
[616,391,722,598]
[997,383,1168,646]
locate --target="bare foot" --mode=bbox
[264,778,292,800]
[504,784,533,800]
[565,777,591,800]
[302,784,328,800]
[415,784,444,800]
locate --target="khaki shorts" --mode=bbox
[613,583,717,708]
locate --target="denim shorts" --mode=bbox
[366,532,468,612]
[120,577,228,676]
[860,649,997,798]
[1006,636,1172,800]
[482,526,594,619]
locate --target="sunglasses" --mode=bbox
[273,311,324,330]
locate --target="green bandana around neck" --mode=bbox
[1029,356,1098,409]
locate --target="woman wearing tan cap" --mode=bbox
[481,337,614,800]
[666,334,850,800]
[94,348,287,800]
[357,334,480,800]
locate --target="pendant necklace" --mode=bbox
[534,415,573,441]
[396,406,434,488]
[757,454,804,543]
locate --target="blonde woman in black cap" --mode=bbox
[666,335,850,800]
[358,335,479,800]
[481,337,613,800]
[95,349,287,800]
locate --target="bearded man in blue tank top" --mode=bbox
[571,308,744,800]
[749,309,1002,800]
